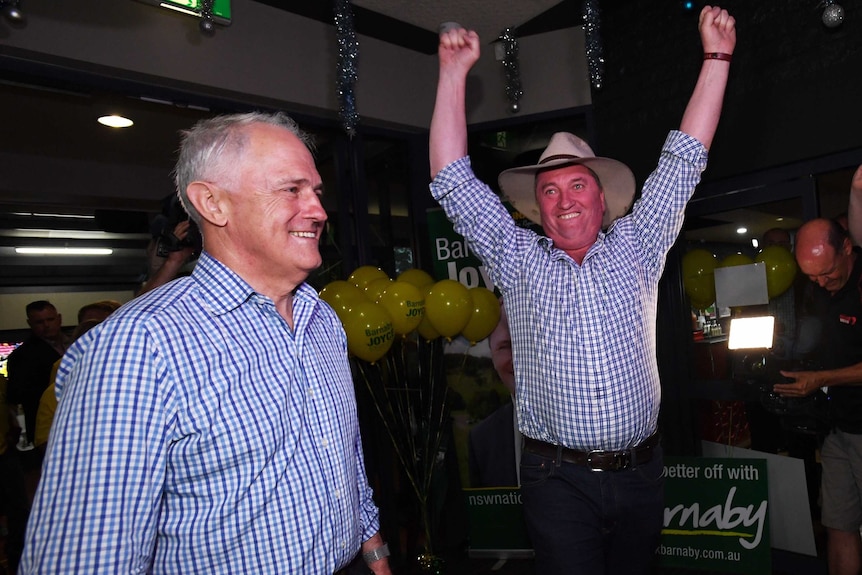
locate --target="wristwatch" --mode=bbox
[362,542,390,564]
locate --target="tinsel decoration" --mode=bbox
[498,28,523,114]
[334,0,360,137]
[820,0,845,28]
[199,0,215,35]
[582,0,605,90]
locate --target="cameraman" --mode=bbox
[774,218,862,575]
[137,219,197,296]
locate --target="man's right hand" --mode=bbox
[438,26,481,79]
[430,24,479,177]
[699,6,736,56]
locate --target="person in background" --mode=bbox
[6,301,69,450]
[137,219,197,296]
[744,228,796,454]
[429,6,735,572]
[468,302,521,487]
[0,374,29,574]
[76,299,122,325]
[761,227,797,357]
[34,300,122,455]
[761,227,792,250]
[774,218,862,575]
[21,112,391,574]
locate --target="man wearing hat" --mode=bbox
[430,6,735,573]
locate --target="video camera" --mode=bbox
[733,353,829,435]
[151,194,202,259]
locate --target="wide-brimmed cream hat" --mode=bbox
[498,132,636,229]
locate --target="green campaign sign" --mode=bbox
[463,487,532,555]
[427,208,493,289]
[426,205,541,290]
[659,457,770,574]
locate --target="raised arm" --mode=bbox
[429,25,481,178]
[678,5,736,150]
[847,164,862,246]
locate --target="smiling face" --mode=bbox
[535,163,605,262]
[216,123,327,291]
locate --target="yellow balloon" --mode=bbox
[755,245,798,298]
[686,276,717,310]
[348,265,389,289]
[319,280,366,320]
[397,268,435,290]
[364,277,393,303]
[425,279,472,340]
[341,301,395,363]
[719,253,754,268]
[416,313,441,341]
[378,281,425,335]
[682,248,718,308]
[461,287,501,345]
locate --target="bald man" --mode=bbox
[774,218,862,575]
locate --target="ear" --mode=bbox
[186,181,228,227]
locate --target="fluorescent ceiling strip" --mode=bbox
[15,247,114,256]
[10,212,95,219]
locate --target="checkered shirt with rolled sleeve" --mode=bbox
[431,130,708,452]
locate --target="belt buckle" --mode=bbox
[586,449,630,472]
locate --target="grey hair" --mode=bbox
[173,111,314,224]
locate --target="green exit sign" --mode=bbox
[137,0,232,26]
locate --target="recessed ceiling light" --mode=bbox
[97,115,134,128]
[736,227,748,234]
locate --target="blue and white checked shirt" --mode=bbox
[432,131,707,452]
[22,252,380,574]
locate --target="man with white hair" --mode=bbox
[22,112,391,574]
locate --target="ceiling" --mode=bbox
[0,0,580,292]
[351,0,564,42]
[0,1,854,294]
[257,0,580,54]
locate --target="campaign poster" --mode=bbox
[659,457,770,574]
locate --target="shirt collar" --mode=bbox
[190,252,258,315]
[539,228,608,263]
[190,252,321,316]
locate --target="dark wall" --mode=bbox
[591,0,862,187]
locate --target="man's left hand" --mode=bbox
[773,370,823,397]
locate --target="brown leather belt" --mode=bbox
[522,432,660,472]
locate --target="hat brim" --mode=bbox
[498,156,636,229]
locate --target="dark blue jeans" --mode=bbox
[519,445,665,574]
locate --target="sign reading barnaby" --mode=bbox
[659,457,770,574]
[427,205,541,291]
